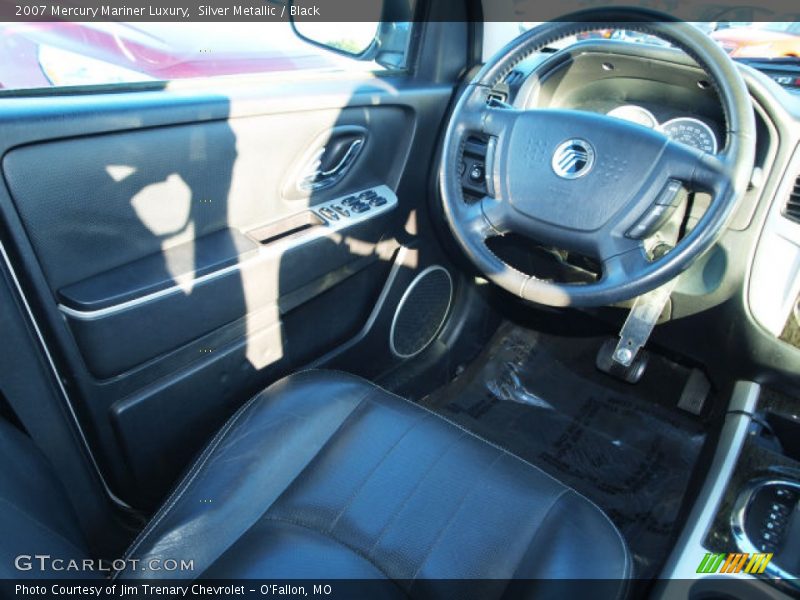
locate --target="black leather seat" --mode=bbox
[2,370,630,595]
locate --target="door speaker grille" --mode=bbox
[390,266,453,359]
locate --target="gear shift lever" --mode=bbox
[733,479,800,584]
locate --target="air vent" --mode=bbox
[784,175,800,224]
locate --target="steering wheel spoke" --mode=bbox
[481,105,520,139]
[457,86,520,139]
[658,137,733,193]
[451,195,507,241]
[479,195,513,236]
[600,245,651,288]
[692,152,735,194]
[455,194,515,241]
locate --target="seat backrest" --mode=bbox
[0,418,92,578]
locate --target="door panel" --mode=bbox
[0,77,454,509]
[4,107,410,291]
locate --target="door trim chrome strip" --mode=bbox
[59,185,397,321]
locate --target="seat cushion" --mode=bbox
[116,370,631,595]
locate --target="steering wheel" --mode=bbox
[440,8,756,307]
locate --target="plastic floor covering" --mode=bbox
[419,321,707,580]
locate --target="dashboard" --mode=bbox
[489,39,800,393]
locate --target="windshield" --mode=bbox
[757,22,800,35]
[512,21,800,62]
[0,21,390,91]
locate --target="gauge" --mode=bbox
[660,117,718,154]
[606,105,658,129]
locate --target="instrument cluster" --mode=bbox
[606,104,719,154]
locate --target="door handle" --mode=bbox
[298,136,365,192]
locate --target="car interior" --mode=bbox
[1,1,800,598]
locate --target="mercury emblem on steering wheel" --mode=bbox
[552,138,596,179]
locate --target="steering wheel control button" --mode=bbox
[460,137,490,197]
[469,164,485,182]
[655,179,685,206]
[552,138,596,180]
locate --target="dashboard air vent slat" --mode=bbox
[785,176,800,224]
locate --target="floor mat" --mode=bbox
[420,321,707,580]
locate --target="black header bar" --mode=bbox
[3,0,800,22]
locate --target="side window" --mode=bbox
[0,14,414,92]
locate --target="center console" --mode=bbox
[657,384,800,600]
[705,388,800,591]
[732,478,800,580]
